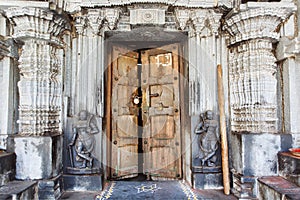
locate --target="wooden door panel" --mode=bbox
[142,44,182,179]
[116,115,138,138]
[147,147,179,178]
[117,85,138,116]
[151,115,175,139]
[150,84,174,107]
[112,144,138,178]
[111,46,139,179]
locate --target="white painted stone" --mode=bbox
[14,137,52,180]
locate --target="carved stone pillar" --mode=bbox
[277,37,300,148]
[176,8,225,189]
[224,4,296,198]
[180,8,222,116]
[5,7,70,182]
[64,8,109,191]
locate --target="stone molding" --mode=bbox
[66,0,233,13]
[224,4,296,133]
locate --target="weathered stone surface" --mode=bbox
[193,172,223,190]
[0,152,15,187]
[63,174,102,191]
[230,133,292,199]
[0,180,37,199]
[278,152,300,186]
[38,174,63,200]
[13,135,63,180]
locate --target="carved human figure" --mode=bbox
[69,110,99,168]
[195,110,219,167]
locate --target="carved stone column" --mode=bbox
[64,8,110,191]
[5,7,70,182]
[176,8,225,189]
[224,4,295,198]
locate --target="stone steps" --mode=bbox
[0,180,37,199]
[258,176,300,200]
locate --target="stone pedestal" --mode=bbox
[13,135,63,180]
[192,166,223,189]
[63,174,102,191]
[38,174,63,200]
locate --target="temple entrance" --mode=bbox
[108,43,182,180]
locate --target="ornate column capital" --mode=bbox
[103,8,121,30]
[174,8,190,31]
[5,7,70,46]
[223,4,296,45]
[190,9,222,37]
[87,9,105,35]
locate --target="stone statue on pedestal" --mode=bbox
[195,110,219,167]
[69,110,99,169]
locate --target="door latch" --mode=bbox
[149,93,159,97]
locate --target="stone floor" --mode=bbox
[61,181,237,200]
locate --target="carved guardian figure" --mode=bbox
[195,110,219,167]
[69,110,99,168]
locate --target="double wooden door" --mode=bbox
[111,44,181,179]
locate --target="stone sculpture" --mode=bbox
[195,110,219,167]
[69,110,99,168]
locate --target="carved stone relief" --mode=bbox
[67,110,101,173]
[130,9,165,25]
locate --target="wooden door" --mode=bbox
[141,44,182,179]
[111,46,139,179]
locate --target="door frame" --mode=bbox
[104,40,190,181]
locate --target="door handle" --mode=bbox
[149,93,159,97]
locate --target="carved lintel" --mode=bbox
[190,9,222,38]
